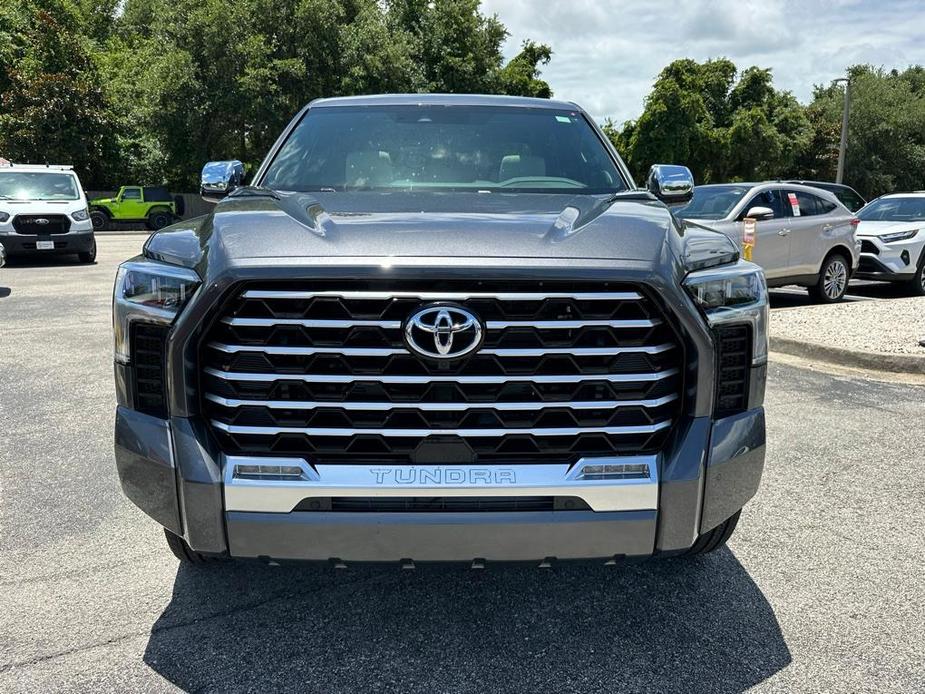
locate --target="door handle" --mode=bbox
[823,224,834,231]
[778,229,791,236]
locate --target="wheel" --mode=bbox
[808,253,849,303]
[684,510,741,556]
[90,210,108,230]
[149,211,172,230]
[77,237,97,263]
[163,528,224,564]
[899,258,925,297]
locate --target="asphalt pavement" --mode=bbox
[0,237,923,693]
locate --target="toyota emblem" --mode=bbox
[404,304,483,359]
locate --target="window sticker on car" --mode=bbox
[555,115,571,123]
[788,192,801,216]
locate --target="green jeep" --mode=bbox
[89,186,185,230]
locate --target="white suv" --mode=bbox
[0,163,96,263]
[854,193,925,296]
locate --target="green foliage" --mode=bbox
[613,58,811,186]
[1,0,552,189]
[797,65,925,198]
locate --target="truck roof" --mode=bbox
[0,163,74,172]
[308,93,580,111]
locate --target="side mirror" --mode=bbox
[201,160,245,203]
[746,206,774,220]
[646,164,694,205]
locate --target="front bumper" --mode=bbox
[0,229,95,256]
[114,399,766,563]
[853,235,924,281]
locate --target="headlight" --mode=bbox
[0,212,9,223]
[880,229,918,243]
[71,208,89,221]
[684,261,769,365]
[112,260,200,364]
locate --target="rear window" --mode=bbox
[0,172,79,201]
[261,105,627,195]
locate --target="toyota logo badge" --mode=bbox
[404,304,483,359]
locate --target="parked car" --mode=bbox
[112,94,769,566]
[853,192,925,295]
[89,186,185,231]
[785,180,866,212]
[675,182,859,302]
[0,163,96,263]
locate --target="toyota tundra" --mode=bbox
[113,94,768,566]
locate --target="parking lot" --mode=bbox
[1,235,923,693]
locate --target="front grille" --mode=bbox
[296,496,590,513]
[201,280,684,465]
[714,325,751,416]
[13,214,71,235]
[860,240,879,255]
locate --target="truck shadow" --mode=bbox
[143,549,790,693]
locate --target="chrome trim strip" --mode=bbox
[205,392,679,412]
[210,419,671,438]
[221,317,660,330]
[206,341,676,357]
[241,290,642,301]
[222,455,660,513]
[203,366,680,385]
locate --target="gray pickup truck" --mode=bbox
[113,94,768,566]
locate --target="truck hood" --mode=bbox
[0,199,85,216]
[145,191,689,272]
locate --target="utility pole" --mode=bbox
[832,77,850,184]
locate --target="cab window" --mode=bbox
[738,189,786,220]
[122,188,142,200]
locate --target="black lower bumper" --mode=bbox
[0,231,95,256]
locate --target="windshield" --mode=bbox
[261,105,627,194]
[674,185,753,220]
[857,197,925,222]
[0,172,79,201]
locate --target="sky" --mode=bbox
[482,0,923,124]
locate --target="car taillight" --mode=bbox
[850,218,860,227]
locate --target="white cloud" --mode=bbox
[482,0,925,123]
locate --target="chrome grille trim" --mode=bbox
[211,419,672,438]
[205,392,679,412]
[203,366,680,385]
[206,341,676,357]
[242,290,643,301]
[221,317,661,330]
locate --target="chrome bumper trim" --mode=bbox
[206,341,676,357]
[241,289,643,301]
[222,455,660,513]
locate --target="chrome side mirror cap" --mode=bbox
[646,164,694,205]
[200,160,245,203]
[746,206,775,220]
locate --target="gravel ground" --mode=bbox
[771,293,925,355]
[1,238,923,693]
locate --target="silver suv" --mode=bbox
[677,182,860,302]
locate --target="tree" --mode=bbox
[610,58,811,185]
[0,0,116,188]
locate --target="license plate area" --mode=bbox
[36,240,54,250]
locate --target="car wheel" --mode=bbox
[809,254,849,303]
[90,211,108,231]
[684,510,740,556]
[900,260,925,297]
[149,212,172,230]
[77,237,97,263]
[163,528,226,564]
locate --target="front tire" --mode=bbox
[90,210,108,231]
[684,510,741,555]
[164,528,224,564]
[77,237,96,263]
[809,253,849,303]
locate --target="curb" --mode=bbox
[770,336,925,375]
